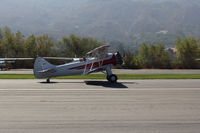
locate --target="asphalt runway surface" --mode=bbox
[0,79,200,133]
[1,69,200,74]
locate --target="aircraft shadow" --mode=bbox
[85,81,128,88]
[39,81,132,89]
[39,81,83,84]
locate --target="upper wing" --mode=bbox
[86,45,110,58]
[38,68,56,74]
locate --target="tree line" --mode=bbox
[121,38,200,69]
[0,27,102,68]
[0,27,200,69]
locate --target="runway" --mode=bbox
[0,79,200,133]
[1,69,200,74]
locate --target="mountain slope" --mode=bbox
[0,0,200,46]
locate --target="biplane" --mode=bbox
[0,58,34,70]
[33,45,123,83]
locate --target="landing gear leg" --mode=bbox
[46,78,50,83]
[106,66,118,83]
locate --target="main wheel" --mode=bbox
[107,74,118,83]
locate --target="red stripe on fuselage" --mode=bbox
[69,55,116,70]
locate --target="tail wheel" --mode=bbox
[46,78,50,83]
[106,75,109,81]
[107,74,118,83]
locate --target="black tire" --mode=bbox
[46,78,50,83]
[107,74,118,83]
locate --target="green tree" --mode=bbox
[35,35,54,57]
[176,38,200,68]
[1,27,16,57]
[25,35,37,57]
[0,28,3,40]
[0,28,5,57]
[13,31,26,57]
[138,44,171,68]
[123,50,139,69]
[59,35,102,57]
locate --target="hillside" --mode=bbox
[0,0,200,46]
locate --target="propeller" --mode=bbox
[115,52,124,65]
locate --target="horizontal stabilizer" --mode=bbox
[38,68,56,74]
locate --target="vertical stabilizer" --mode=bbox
[33,57,55,78]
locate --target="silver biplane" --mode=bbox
[33,45,123,83]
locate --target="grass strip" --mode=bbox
[0,74,200,79]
